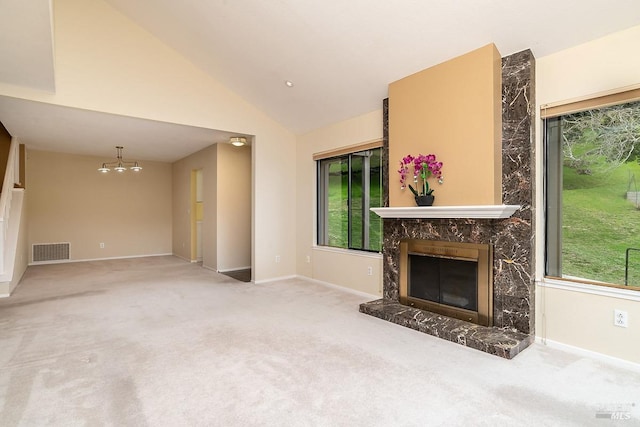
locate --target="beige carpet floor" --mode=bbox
[1,256,639,426]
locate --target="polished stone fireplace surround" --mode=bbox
[360,50,536,359]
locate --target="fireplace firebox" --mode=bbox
[399,240,493,326]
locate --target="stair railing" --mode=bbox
[0,138,21,275]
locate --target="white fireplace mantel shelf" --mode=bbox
[370,205,521,219]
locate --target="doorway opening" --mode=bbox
[190,169,203,262]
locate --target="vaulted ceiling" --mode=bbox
[0,0,639,161]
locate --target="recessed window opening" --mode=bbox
[544,96,640,288]
[316,146,382,252]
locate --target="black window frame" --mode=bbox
[316,148,382,252]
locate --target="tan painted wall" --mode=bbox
[536,24,640,363]
[388,44,502,207]
[172,143,251,272]
[27,150,172,261]
[217,143,251,272]
[0,0,296,281]
[296,110,383,296]
[172,145,217,267]
[538,286,639,363]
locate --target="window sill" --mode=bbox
[540,277,640,302]
[313,245,382,259]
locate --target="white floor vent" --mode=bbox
[33,243,70,262]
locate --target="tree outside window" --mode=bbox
[545,100,640,287]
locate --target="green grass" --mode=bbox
[326,170,348,248]
[326,169,382,252]
[562,162,640,286]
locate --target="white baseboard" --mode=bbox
[535,336,640,371]
[29,253,174,266]
[253,274,297,285]
[0,293,9,298]
[296,275,381,300]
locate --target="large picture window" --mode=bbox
[544,97,640,288]
[317,147,382,252]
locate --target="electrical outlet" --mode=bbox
[306,255,311,263]
[99,242,105,249]
[275,255,281,263]
[367,266,373,276]
[614,309,628,328]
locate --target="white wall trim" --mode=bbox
[28,253,174,266]
[0,292,9,298]
[539,278,640,302]
[298,275,380,300]
[253,274,298,285]
[535,337,640,372]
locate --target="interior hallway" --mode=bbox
[1,256,639,426]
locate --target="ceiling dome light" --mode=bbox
[285,80,294,87]
[230,136,246,147]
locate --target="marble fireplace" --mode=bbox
[359,50,536,359]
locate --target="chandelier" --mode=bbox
[98,146,142,173]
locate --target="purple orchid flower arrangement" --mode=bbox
[398,154,443,197]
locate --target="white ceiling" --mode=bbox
[0,97,239,162]
[0,0,639,162]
